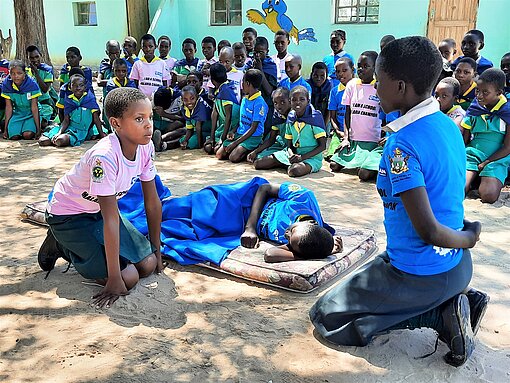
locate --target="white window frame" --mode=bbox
[210,0,242,26]
[73,1,98,27]
[334,0,380,24]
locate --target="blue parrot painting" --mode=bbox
[246,0,317,44]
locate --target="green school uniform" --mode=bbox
[257,119,287,159]
[461,95,510,184]
[212,96,240,142]
[330,141,379,170]
[179,101,212,150]
[273,120,326,172]
[27,65,55,122]
[456,81,477,111]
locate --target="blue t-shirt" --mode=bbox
[376,106,466,276]
[257,182,326,243]
[278,76,312,96]
[238,91,268,136]
[328,83,346,131]
[323,51,356,87]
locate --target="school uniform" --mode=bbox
[0,58,9,81]
[223,91,268,150]
[323,51,355,87]
[1,75,42,138]
[211,81,240,142]
[278,76,312,97]
[43,91,102,146]
[307,77,332,121]
[197,56,218,89]
[129,57,170,99]
[446,104,466,122]
[457,81,477,110]
[46,134,156,279]
[122,54,139,75]
[256,110,288,159]
[451,55,493,75]
[99,58,114,98]
[179,97,212,149]
[207,67,243,102]
[161,56,177,72]
[152,87,182,131]
[330,79,383,170]
[257,182,333,243]
[310,97,471,346]
[58,64,93,86]
[271,52,291,82]
[172,57,199,77]
[462,95,510,184]
[105,77,137,95]
[325,82,347,158]
[273,105,326,172]
[27,63,55,122]
[259,57,278,107]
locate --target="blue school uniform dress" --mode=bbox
[323,51,355,87]
[278,76,312,97]
[44,91,101,146]
[179,97,212,149]
[58,64,93,86]
[211,80,240,142]
[451,55,493,75]
[223,91,268,151]
[1,75,42,138]
[257,182,332,243]
[326,81,347,157]
[273,105,326,172]
[310,97,472,347]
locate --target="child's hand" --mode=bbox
[92,277,129,308]
[35,130,41,140]
[478,161,489,171]
[153,106,164,115]
[338,139,350,152]
[331,236,343,254]
[463,219,482,246]
[51,134,60,144]
[246,151,257,163]
[214,141,222,152]
[180,140,188,150]
[225,142,236,154]
[241,228,260,248]
[289,154,302,163]
[155,250,165,273]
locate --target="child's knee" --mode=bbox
[22,131,35,140]
[135,253,157,278]
[288,164,310,177]
[203,144,213,155]
[38,137,51,146]
[121,264,140,290]
[216,147,227,160]
[479,185,501,204]
[229,147,246,163]
[330,162,343,172]
[358,168,376,182]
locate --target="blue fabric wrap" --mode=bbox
[63,91,100,115]
[287,105,326,130]
[117,175,269,265]
[2,75,40,94]
[466,97,510,125]
[215,81,240,104]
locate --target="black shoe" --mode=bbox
[440,294,474,367]
[152,130,163,152]
[37,229,65,274]
[465,288,490,335]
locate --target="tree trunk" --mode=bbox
[13,0,52,65]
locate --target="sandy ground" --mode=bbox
[0,138,509,383]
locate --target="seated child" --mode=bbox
[151,87,184,147]
[454,57,478,110]
[26,45,56,126]
[278,55,312,96]
[240,181,341,262]
[330,51,383,181]
[325,57,355,160]
[216,69,268,163]
[323,30,355,87]
[248,87,291,165]
[438,38,457,65]
[186,70,213,107]
[242,27,257,59]
[58,47,93,88]
[129,34,170,99]
[158,35,176,72]
[204,63,240,155]
[217,40,231,56]
[37,87,162,308]
[232,42,250,72]
[171,85,212,150]
[451,30,493,75]
[1,60,41,140]
[172,38,199,88]
[105,59,137,95]
[97,40,122,96]
[307,62,332,126]
[55,67,87,123]
[435,77,466,131]
[216,47,243,100]
[311,36,485,367]
[197,36,218,89]
[122,36,140,75]
[379,35,395,51]
[271,30,291,82]
[254,86,326,177]
[39,74,105,147]
[501,52,510,96]
[463,68,510,204]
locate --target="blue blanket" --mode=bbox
[118,176,269,265]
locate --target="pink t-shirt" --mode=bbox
[162,57,176,72]
[47,134,156,216]
[129,57,170,99]
[342,78,382,142]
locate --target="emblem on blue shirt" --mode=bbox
[91,159,105,183]
[288,184,301,192]
[259,105,265,116]
[389,148,410,174]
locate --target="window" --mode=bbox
[334,0,379,24]
[73,2,98,26]
[211,0,242,26]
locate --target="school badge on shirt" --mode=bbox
[91,158,105,183]
[389,148,410,174]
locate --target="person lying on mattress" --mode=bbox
[240,182,343,262]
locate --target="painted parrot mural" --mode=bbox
[246,0,317,44]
